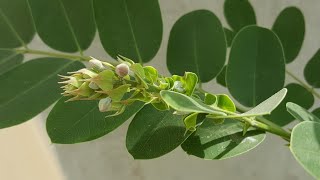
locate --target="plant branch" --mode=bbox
[219,108,291,141]
[246,117,291,141]
[210,113,268,119]
[236,105,289,137]
[15,48,91,61]
[3,46,292,141]
[197,87,291,141]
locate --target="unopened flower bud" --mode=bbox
[88,58,105,71]
[99,97,112,112]
[115,63,130,77]
[69,68,97,78]
[58,76,81,88]
[89,81,99,90]
[173,81,185,93]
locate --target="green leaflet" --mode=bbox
[242,88,287,116]
[272,7,305,63]
[160,90,218,114]
[304,49,320,88]
[290,121,320,179]
[171,72,198,96]
[227,26,285,107]
[106,84,131,102]
[224,0,256,32]
[0,0,35,48]
[0,58,84,128]
[184,72,198,96]
[167,10,226,82]
[184,113,198,132]
[313,108,320,118]
[47,98,144,144]
[126,104,203,159]
[143,66,158,83]
[215,94,236,113]
[94,0,162,63]
[286,102,320,123]
[0,50,23,74]
[181,119,265,160]
[91,70,115,91]
[216,65,227,87]
[28,0,95,52]
[130,63,148,88]
[265,83,314,126]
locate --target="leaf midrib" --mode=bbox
[51,105,98,141]
[123,0,142,64]
[133,111,184,155]
[0,8,27,48]
[57,0,82,53]
[135,112,170,152]
[192,17,201,83]
[0,53,19,66]
[252,31,259,106]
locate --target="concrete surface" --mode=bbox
[1,0,319,180]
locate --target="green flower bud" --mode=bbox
[98,97,112,112]
[115,63,130,77]
[58,75,81,88]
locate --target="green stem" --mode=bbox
[221,108,291,141]
[256,116,291,140]
[197,87,291,141]
[246,118,291,141]
[15,48,91,61]
[211,113,268,119]
[286,69,320,99]
[236,106,289,138]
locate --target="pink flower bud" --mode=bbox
[115,63,129,77]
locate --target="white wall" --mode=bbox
[1,0,319,179]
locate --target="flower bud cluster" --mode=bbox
[59,56,198,116]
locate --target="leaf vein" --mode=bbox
[0,8,27,48]
[123,0,142,63]
[0,61,75,108]
[57,0,83,54]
